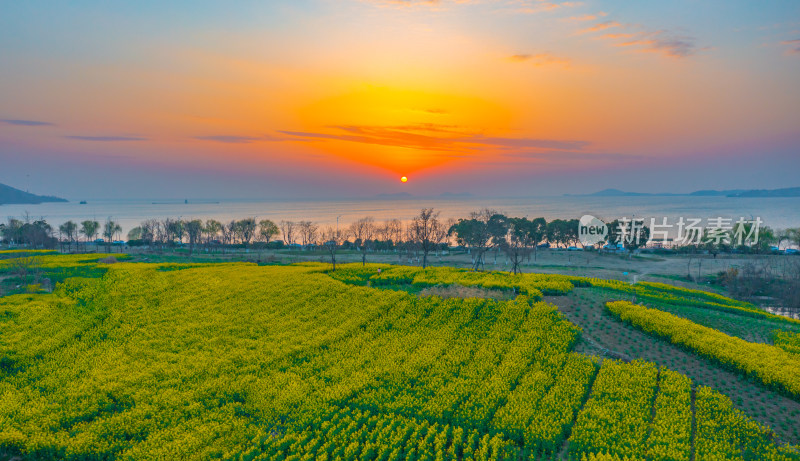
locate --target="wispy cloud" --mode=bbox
[65,135,147,142]
[579,20,621,34]
[583,19,699,58]
[508,1,583,15]
[614,34,696,58]
[279,124,588,153]
[420,108,450,115]
[504,150,640,161]
[360,0,448,10]
[568,12,606,22]
[194,134,299,144]
[362,0,581,13]
[781,38,800,54]
[1,119,54,127]
[508,52,570,67]
[195,135,264,144]
[600,32,635,39]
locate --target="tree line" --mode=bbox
[3,209,800,272]
[0,215,118,251]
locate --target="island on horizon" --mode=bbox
[567,186,800,198]
[0,182,68,205]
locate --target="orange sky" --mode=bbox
[1,1,799,198]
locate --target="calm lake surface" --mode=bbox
[3,196,800,236]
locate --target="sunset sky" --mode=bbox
[1,1,799,199]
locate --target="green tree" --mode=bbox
[487,213,509,265]
[237,218,257,248]
[80,220,100,250]
[165,218,185,246]
[497,217,534,274]
[59,220,78,252]
[203,219,223,253]
[546,219,569,248]
[608,218,650,257]
[103,218,122,252]
[0,218,24,244]
[450,218,489,270]
[258,219,279,243]
[185,220,203,256]
[449,209,499,270]
[529,217,547,260]
[127,226,143,241]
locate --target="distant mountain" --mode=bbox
[688,189,745,197]
[728,187,800,198]
[568,186,800,198]
[571,188,680,197]
[438,192,474,199]
[374,192,415,200]
[372,192,474,200]
[0,182,67,205]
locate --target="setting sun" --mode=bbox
[401,176,408,183]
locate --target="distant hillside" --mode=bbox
[687,189,745,197]
[370,192,474,200]
[438,192,474,199]
[570,188,680,197]
[0,182,67,205]
[374,192,415,200]
[568,186,800,198]
[727,187,800,198]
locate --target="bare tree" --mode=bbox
[404,223,417,263]
[280,220,296,246]
[349,216,376,266]
[788,228,800,250]
[222,220,237,247]
[154,220,167,252]
[321,225,348,271]
[140,219,158,250]
[376,221,392,245]
[297,221,319,249]
[164,219,185,247]
[408,208,445,269]
[204,219,223,252]
[377,218,404,261]
[9,254,42,287]
[434,218,454,260]
[776,229,791,251]
[387,219,403,247]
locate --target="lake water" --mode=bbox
[2,195,800,237]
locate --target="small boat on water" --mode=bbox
[79,200,87,204]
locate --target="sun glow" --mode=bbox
[401,176,408,183]
[290,85,514,175]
